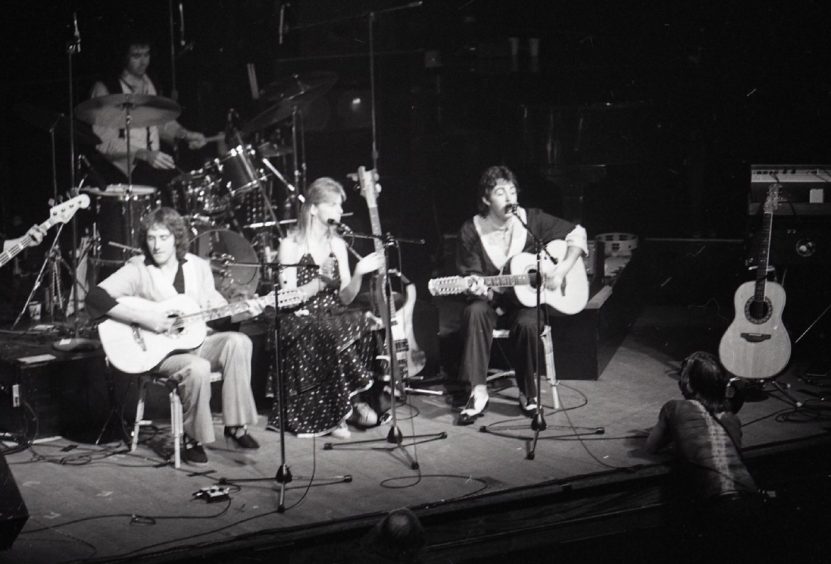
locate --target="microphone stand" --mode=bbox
[218,261,349,513]
[54,13,98,351]
[323,231,445,470]
[482,209,592,460]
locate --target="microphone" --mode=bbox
[504,203,518,214]
[73,12,81,53]
[179,2,187,47]
[326,218,352,235]
[78,154,107,190]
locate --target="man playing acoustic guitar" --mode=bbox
[85,207,262,464]
[454,166,588,425]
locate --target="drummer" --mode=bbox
[88,31,207,192]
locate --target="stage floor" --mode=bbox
[2,304,831,564]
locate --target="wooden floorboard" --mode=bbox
[2,305,830,563]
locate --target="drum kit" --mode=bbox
[71,72,338,297]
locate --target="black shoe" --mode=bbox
[456,395,489,426]
[183,436,208,465]
[224,426,260,449]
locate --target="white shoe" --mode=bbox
[348,401,378,427]
[329,422,352,440]
[518,393,538,417]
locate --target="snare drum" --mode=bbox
[85,184,158,262]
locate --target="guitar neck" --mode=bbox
[754,199,775,301]
[482,273,534,289]
[0,217,54,266]
[177,300,253,326]
[174,293,280,327]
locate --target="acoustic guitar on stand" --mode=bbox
[718,184,791,379]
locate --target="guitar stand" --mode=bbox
[742,377,804,409]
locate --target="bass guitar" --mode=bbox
[0,194,90,268]
[356,166,425,380]
[427,240,589,315]
[98,290,303,374]
[718,183,791,379]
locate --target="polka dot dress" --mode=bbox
[268,253,375,436]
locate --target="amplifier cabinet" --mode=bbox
[0,339,109,442]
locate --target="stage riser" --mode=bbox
[0,453,28,551]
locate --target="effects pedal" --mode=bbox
[192,485,230,503]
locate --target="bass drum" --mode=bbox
[188,227,260,301]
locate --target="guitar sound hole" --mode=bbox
[745,298,771,324]
[527,269,540,289]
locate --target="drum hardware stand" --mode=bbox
[323,231,445,470]
[218,263,350,513]
[261,158,295,230]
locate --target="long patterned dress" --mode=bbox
[268,253,376,436]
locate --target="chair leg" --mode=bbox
[132,376,149,453]
[541,327,560,410]
[169,388,183,469]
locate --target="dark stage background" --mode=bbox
[2,0,830,316]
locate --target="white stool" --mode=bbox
[487,327,559,409]
[131,371,222,468]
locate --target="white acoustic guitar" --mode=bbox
[719,184,790,379]
[428,240,589,315]
[98,290,303,373]
[0,194,90,268]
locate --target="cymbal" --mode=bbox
[257,141,293,158]
[75,93,181,128]
[263,71,338,105]
[15,103,102,145]
[241,103,295,136]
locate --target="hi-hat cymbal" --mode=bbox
[75,93,181,128]
[263,71,338,105]
[15,103,102,146]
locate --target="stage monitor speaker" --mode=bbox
[0,452,28,550]
[747,218,831,267]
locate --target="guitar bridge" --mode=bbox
[739,332,771,343]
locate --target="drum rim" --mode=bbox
[83,184,157,197]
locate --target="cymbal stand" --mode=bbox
[288,104,306,201]
[218,264,350,513]
[323,232,445,470]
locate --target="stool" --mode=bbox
[486,327,559,409]
[486,329,516,385]
[131,371,223,468]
